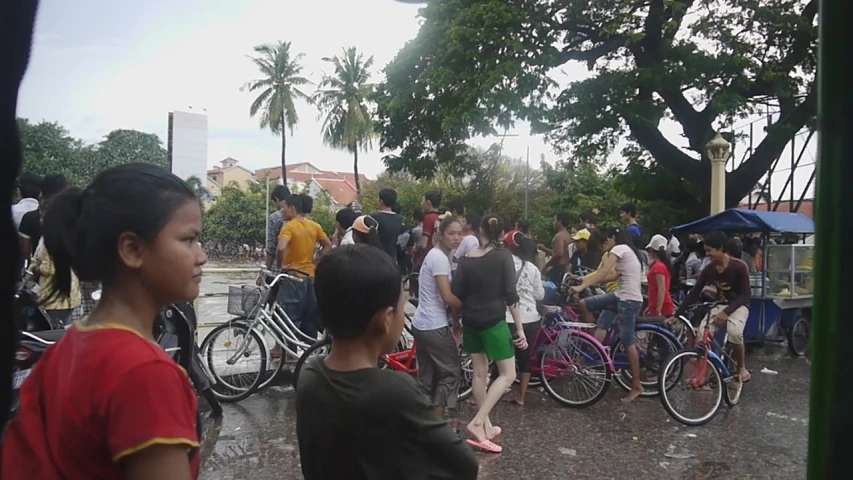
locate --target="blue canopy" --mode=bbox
[671,208,814,234]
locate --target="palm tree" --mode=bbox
[313,47,375,198]
[242,41,311,183]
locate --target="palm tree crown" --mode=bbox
[314,47,375,198]
[242,41,311,182]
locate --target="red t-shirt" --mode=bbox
[646,262,675,316]
[2,323,199,480]
[417,211,440,265]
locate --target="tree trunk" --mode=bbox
[280,118,287,185]
[353,149,361,201]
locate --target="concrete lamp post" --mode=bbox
[706,132,731,215]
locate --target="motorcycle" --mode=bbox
[14,268,63,333]
[10,297,223,420]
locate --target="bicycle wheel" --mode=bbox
[540,330,611,408]
[787,315,810,357]
[658,350,723,426]
[669,316,696,347]
[293,337,332,390]
[200,322,267,402]
[612,328,680,396]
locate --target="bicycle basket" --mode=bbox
[227,285,263,317]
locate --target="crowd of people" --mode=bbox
[6,166,757,479]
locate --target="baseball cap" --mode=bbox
[646,234,668,251]
[503,230,523,249]
[572,228,591,241]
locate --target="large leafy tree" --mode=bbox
[243,41,311,183]
[203,183,266,245]
[314,47,376,198]
[17,119,166,185]
[375,0,818,207]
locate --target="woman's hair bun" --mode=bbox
[439,211,453,221]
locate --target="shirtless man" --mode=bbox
[539,212,573,284]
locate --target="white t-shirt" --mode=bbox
[505,256,545,324]
[413,248,452,331]
[609,244,643,302]
[452,234,480,272]
[667,236,681,256]
[12,198,38,230]
[339,228,355,246]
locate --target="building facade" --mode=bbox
[167,111,208,184]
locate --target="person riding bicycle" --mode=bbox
[571,228,645,403]
[669,230,752,383]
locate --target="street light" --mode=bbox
[706,132,731,215]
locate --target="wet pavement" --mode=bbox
[195,266,810,480]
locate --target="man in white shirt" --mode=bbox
[11,173,40,230]
[662,228,681,258]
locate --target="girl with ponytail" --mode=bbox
[451,214,527,453]
[3,163,207,480]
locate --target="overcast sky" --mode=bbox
[18,0,814,199]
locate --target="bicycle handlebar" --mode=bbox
[258,268,306,286]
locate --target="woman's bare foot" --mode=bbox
[502,395,524,406]
[621,387,644,403]
[466,421,488,443]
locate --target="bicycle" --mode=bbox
[657,301,743,426]
[200,267,318,402]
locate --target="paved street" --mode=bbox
[195,267,810,480]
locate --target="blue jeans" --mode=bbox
[582,293,643,346]
[278,277,320,338]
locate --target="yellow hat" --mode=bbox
[572,228,591,241]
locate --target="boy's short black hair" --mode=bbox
[40,174,68,200]
[412,208,424,222]
[391,203,401,214]
[580,211,598,224]
[515,218,530,234]
[555,212,571,227]
[315,244,402,339]
[423,191,441,209]
[17,172,42,199]
[620,202,638,218]
[447,198,464,215]
[703,230,728,250]
[335,207,357,229]
[271,185,291,203]
[285,194,304,214]
[300,193,314,214]
[378,188,397,208]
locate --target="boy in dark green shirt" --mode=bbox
[297,244,479,480]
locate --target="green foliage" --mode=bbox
[314,47,376,197]
[203,184,267,245]
[18,118,168,186]
[375,0,818,206]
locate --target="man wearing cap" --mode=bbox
[569,228,601,275]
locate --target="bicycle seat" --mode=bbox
[635,316,666,325]
[408,297,419,308]
[21,329,66,343]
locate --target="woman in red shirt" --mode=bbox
[2,163,206,480]
[646,234,675,317]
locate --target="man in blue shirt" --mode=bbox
[620,202,642,237]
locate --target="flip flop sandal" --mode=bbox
[466,438,503,453]
[488,426,502,441]
[738,371,752,383]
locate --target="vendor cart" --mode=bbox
[671,208,814,356]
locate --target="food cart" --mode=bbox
[671,208,814,355]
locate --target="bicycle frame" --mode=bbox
[225,271,318,364]
[538,310,617,374]
[690,328,733,387]
[383,344,418,374]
